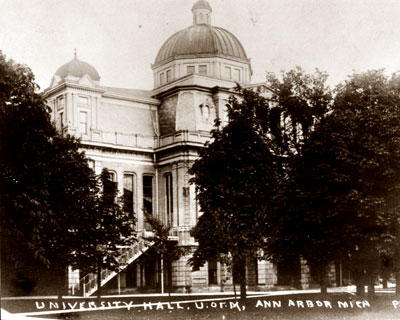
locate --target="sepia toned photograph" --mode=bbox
[1,1,400,319]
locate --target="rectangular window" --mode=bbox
[165,173,173,226]
[57,96,64,108]
[199,65,207,75]
[58,111,64,129]
[225,66,232,79]
[108,171,116,182]
[143,175,153,215]
[123,174,135,217]
[78,96,89,105]
[254,258,259,285]
[103,170,118,199]
[88,159,95,170]
[166,69,172,82]
[187,66,195,75]
[233,68,241,81]
[208,260,218,285]
[79,111,88,134]
[160,72,166,85]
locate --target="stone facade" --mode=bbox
[42,0,334,295]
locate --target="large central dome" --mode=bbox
[152,0,252,88]
[154,0,249,67]
[154,24,248,66]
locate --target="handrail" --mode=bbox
[79,237,151,296]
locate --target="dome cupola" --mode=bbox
[192,0,212,25]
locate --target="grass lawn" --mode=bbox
[17,292,398,320]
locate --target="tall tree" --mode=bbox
[0,52,99,294]
[268,70,400,295]
[331,70,400,295]
[0,51,135,295]
[265,67,333,293]
[189,87,282,299]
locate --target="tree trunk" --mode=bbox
[382,277,388,289]
[319,264,327,294]
[368,282,375,297]
[356,283,365,296]
[238,259,247,300]
[167,262,172,298]
[97,258,102,300]
[396,271,400,296]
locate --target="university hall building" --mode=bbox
[43,0,339,296]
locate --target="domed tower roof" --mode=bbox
[55,51,100,81]
[154,25,248,66]
[154,1,249,67]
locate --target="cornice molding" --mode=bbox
[43,82,105,98]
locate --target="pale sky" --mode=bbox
[1,0,400,91]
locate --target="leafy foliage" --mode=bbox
[0,51,96,269]
[0,52,135,294]
[70,168,136,275]
[267,69,400,293]
[189,87,282,298]
[266,66,332,155]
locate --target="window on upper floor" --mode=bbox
[225,66,232,79]
[233,68,241,82]
[79,111,88,134]
[79,96,89,105]
[199,65,207,75]
[103,169,118,199]
[187,65,195,75]
[160,72,166,85]
[58,111,64,130]
[166,69,172,83]
[88,159,95,171]
[57,96,64,108]
[143,175,154,216]
[123,173,135,217]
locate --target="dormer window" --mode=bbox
[160,72,166,85]
[233,69,241,82]
[166,69,172,82]
[225,66,232,79]
[199,65,207,75]
[187,66,195,75]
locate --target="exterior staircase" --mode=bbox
[79,237,152,297]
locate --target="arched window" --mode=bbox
[123,173,136,218]
[143,175,154,216]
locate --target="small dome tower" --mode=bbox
[55,50,100,82]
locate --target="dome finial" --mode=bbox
[74,48,77,59]
[192,0,212,25]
